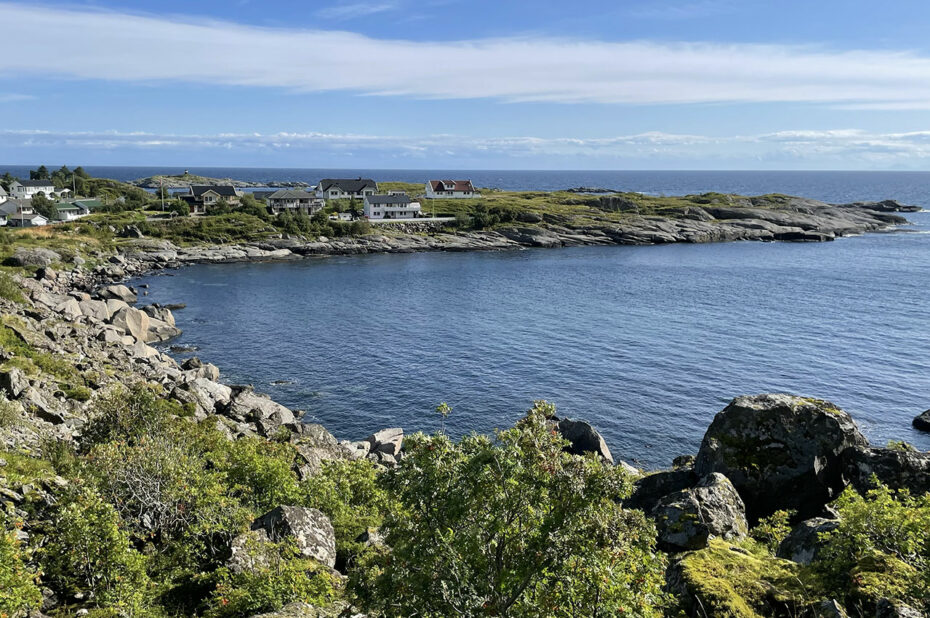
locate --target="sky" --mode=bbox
[2,0,930,169]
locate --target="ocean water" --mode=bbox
[131,171,930,468]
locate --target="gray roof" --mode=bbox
[366,194,413,205]
[269,189,317,199]
[0,186,7,196]
[319,178,377,194]
[190,185,239,197]
[15,179,56,187]
[0,200,29,216]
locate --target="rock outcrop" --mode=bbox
[695,394,868,521]
[842,446,930,497]
[776,518,840,565]
[555,417,613,463]
[251,506,337,568]
[912,410,930,433]
[652,473,748,551]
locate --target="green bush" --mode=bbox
[351,401,668,616]
[750,509,795,555]
[814,483,930,613]
[213,436,300,513]
[79,384,170,451]
[300,459,392,560]
[41,487,152,614]
[0,526,42,616]
[0,395,21,428]
[204,543,338,618]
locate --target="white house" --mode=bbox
[364,193,422,220]
[266,189,325,215]
[54,202,90,222]
[425,180,479,199]
[317,178,378,200]
[187,185,242,206]
[0,185,7,204]
[10,179,57,200]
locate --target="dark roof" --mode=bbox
[190,185,239,197]
[318,178,378,194]
[366,194,413,205]
[251,191,276,201]
[269,189,317,200]
[16,179,56,187]
[429,180,475,193]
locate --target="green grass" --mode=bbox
[0,450,56,485]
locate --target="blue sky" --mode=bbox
[2,0,930,169]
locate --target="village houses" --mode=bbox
[265,189,325,215]
[317,178,378,200]
[9,179,68,200]
[425,179,478,199]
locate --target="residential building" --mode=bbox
[425,180,478,199]
[186,185,243,208]
[178,195,206,215]
[9,179,58,200]
[266,189,325,215]
[54,202,90,222]
[0,199,34,223]
[364,193,422,220]
[0,185,7,204]
[317,178,378,200]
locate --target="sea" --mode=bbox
[27,166,928,469]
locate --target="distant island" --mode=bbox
[132,171,312,189]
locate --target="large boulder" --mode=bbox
[251,506,336,568]
[842,446,930,497]
[555,418,613,463]
[97,284,137,304]
[912,410,930,433]
[875,599,925,618]
[145,318,182,343]
[776,518,839,565]
[110,306,150,341]
[78,299,111,322]
[183,378,232,415]
[366,427,403,458]
[226,388,296,427]
[625,467,697,512]
[10,247,60,268]
[695,394,868,521]
[0,368,29,399]
[652,473,748,551]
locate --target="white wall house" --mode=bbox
[10,179,57,200]
[0,185,7,204]
[364,194,422,220]
[317,178,378,200]
[425,180,479,199]
[266,190,325,215]
[188,185,242,206]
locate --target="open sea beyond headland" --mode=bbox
[117,169,930,468]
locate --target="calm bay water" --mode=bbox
[127,171,930,468]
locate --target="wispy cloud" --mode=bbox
[1,3,930,108]
[5,128,930,168]
[0,93,34,103]
[627,0,742,20]
[315,2,399,20]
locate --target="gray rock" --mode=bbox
[248,601,362,618]
[625,467,697,512]
[0,368,29,398]
[776,518,839,565]
[251,506,337,568]
[78,299,111,322]
[145,317,182,343]
[184,378,232,414]
[227,529,273,574]
[652,472,748,551]
[55,298,83,320]
[695,394,867,521]
[110,306,150,341]
[227,389,296,426]
[875,599,925,618]
[22,387,66,424]
[912,410,930,433]
[11,247,60,268]
[819,599,849,618]
[842,446,930,497]
[97,284,137,304]
[366,427,403,457]
[556,418,613,463]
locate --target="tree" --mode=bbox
[239,193,270,221]
[352,402,668,617]
[30,165,50,180]
[30,193,56,220]
[0,172,13,191]
[206,198,232,216]
[52,165,72,189]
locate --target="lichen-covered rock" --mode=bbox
[625,467,697,512]
[776,517,839,565]
[695,394,867,521]
[227,388,296,426]
[366,427,403,458]
[842,446,930,497]
[0,368,29,399]
[183,378,232,415]
[875,599,925,618]
[251,506,337,568]
[11,247,60,268]
[556,418,613,463]
[652,473,748,551]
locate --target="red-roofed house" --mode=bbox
[425,180,479,199]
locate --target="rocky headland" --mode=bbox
[132,173,312,189]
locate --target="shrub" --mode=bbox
[351,401,667,616]
[204,543,338,618]
[213,436,300,513]
[814,483,930,613]
[0,526,42,616]
[750,510,795,555]
[300,459,392,560]
[79,383,170,451]
[0,395,21,428]
[41,487,151,614]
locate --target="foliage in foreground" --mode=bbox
[351,401,669,617]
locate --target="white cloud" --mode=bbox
[0,93,34,103]
[1,3,930,107]
[316,2,400,20]
[5,128,930,168]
